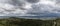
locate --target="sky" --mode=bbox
[0,0,60,16]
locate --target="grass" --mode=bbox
[0,17,59,26]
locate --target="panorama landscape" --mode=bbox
[0,0,60,26]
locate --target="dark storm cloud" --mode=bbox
[12,0,25,6]
[26,0,40,3]
[56,0,60,6]
[11,0,20,6]
[56,0,60,3]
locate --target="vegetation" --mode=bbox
[0,17,60,26]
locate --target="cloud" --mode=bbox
[0,0,32,16]
[0,0,60,16]
[26,0,40,3]
[25,0,60,16]
[56,0,60,3]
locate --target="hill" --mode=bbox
[0,17,60,26]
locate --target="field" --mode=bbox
[0,17,59,26]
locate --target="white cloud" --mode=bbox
[26,0,60,16]
[0,0,32,16]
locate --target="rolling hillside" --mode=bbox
[0,17,59,26]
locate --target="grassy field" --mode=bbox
[0,17,60,26]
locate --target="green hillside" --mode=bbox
[0,17,60,26]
